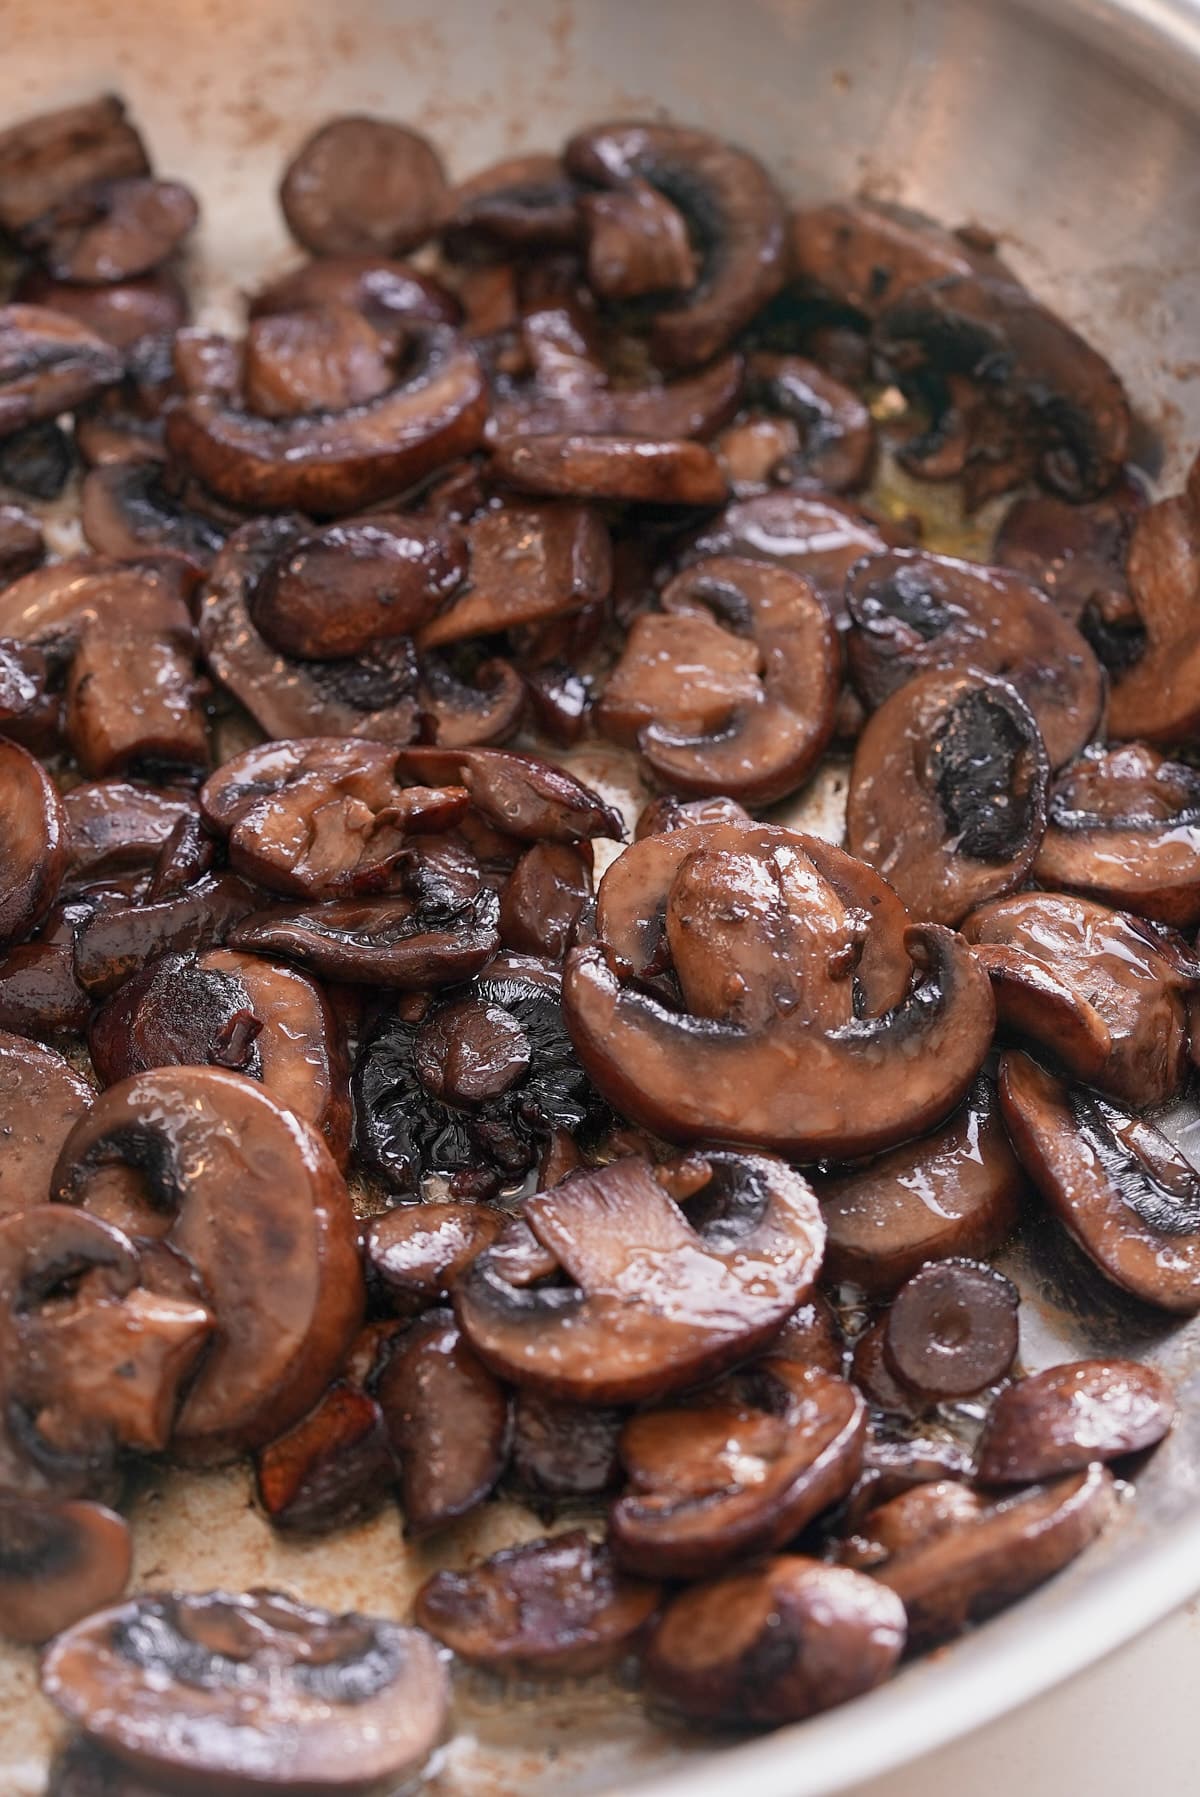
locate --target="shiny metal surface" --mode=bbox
[1,1,1198,1792]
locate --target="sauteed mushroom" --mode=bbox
[789,198,1007,319]
[419,653,527,746]
[365,1202,503,1310]
[882,1259,1020,1401]
[499,841,592,958]
[255,1383,393,1536]
[994,477,1145,629]
[0,306,123,436]
[80,463,227,575]
[510,1391,624,1499]
[0,1031,93,1215]
[396,744,623,842]
[0,97,148,234]
[280,116,448,257]
[230,887,500,989]
[447,151,581,251]
[242,304,393,420]
[417,499,611,646]
[24,178,197,285]
[977,1358,1174,1484]
[0,737,67,948]
[490,432,728,506]
[62,782,197,882]
[685,488,888,626]
[580,176,698,299]
[0,1497,130,1644]
[1106,452,1200,742]
[740,352,874,492]
[0,506,44,583]
[13,268,187,352]
[72,872,259,997]
[0,419,74,498]
[250,254,460,332]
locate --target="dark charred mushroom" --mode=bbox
[0,1497,130,1643]
[416,1530,659,1674]
[80,463,228,576]
[814,1077,1024,1295]
[490,432,728,506]
[0,506,45,584]
[254,1383,394,1535]
[580,177,698,300]
[24,178,197,285]
[0,737,67,948]
[977,1358,1174,1485]
[250,255,460,333]
[0,97,148,234]
[71,873,259,996]
[883,1259,1020,1401]
[42,1589,449,1795]
[1106,454,1200,742]
[845,549,1105,770]
[846,669,1048,927]
[962,894,1194,1109]
[564,121,786,369]
[280,116,448,257]
[417,499,611,646]
[0,305,123,437]
[684,488,889,627]
[510,1392,624,1500]
[0,1030,93,1216]
[242,305,394,419]
[52,1065,363,1457]
[365,1202,503,1310]
[0,420,74,498]
[643,1555,905,1725]
[499,841,592,959]
[998,1049,1200,1312]
[455,1152,825,1404]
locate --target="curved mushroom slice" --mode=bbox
[815,1077,1024,1294]
[0,306,123,436]
[255,1383,394,1536]
[365,1202,503,1311]
[685,488,888,627]
[250,255,460,333]
[417,499,611,647]
[166,324,488,516]
[977,1358,1174,1486]
[841,1433,974,1532]
[0,737,67,948]
[846,670,1048,927]
[790,198,1008,320]
[770,1293,844,1373]
[605,555,841,806]
[63,782,198,883]
[0,96,149,234]
[870,1464,1117,1649]
[52,1065,363,1456]
[994,477,1146,630]
[447,151,581,251]
[635,792,752,840]
[396,745,623,843]
[72,873,260,996]
[1106,457,1200,742]
[1034,744,1200,927]
[0,1031,93,1215]
[883,1259,1020,1401]
[743,352,874,492]
[25,178,197,285]
[80,463,228,576]
[511,1392,624,1499]
[0,1498,130,1644]
[0,934,91,1037]
[850,1320,926,1421]
[43,1589,449,1796]
[643,1555,905,1726]
[564,121,786,370]
[580,176,697,300]
[456,1152,825,1404]
[88,948,351,1167]
[281,115,448,257]
[490,432,728,506]
[840,1476,998,1571]
[845,549,1104,769]
[419,654,526,747]
[491,348,744,444]
[611,1363,865,1579]
[242,305,394,420]
[416,1531,659,1675]
[231,888,500,990]
[998,1050,1200,1312]
[0,505,45,584]
[14,267,187,353]
[962,893,1194,1109]
[500,841,592,959]
[0,1205,212,1498]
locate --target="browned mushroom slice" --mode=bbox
[846,670,1048,927]
[254,1383,394,1535]
[0,1205,212,1497]
[365,1202,503,1311]
[0,1031,93,1215]
[396,745,623,843]
[0,636,58,753]
[963,894,1193,1109]
[840,1476,998,1571]
[580,177,698,300]
[993,476,1146,630]
[510,1391,624,1499]
[0,737,67,948]
[790,198,1008,320]
[565,122,785,370]
[635,792,753,839]
[281,116,448,257]
[1034,744,1200,927]
[0,96,148,233]
[490,432,728,506]
[499,841,592,959]
[815,1077,1024,1295]
[24,178,197,285]
[14,268,188,353]
[72,873,259,996]
[644,1555,905,1725]
[744,352,874,492]
[418,653,526,747]
[977,1358,1174,1486]
[43,1589,449,1795]
[685,488,888,626]
[0,934,91,1037]
[1105,454,1200,742]
[416,1530,658,1674]
[230,889,500,989]
[0,506,45,584]
[166,324,487,516]
[417,499,611,646]
[0,305,123,438]
[52,1065,363,1456]
[850,1319,929,1421]
[456,1152,824,1404]
[80,463,228,576]
[840,1434,974,1533]
[492,347,744,444]
[870,1464,1117,1649]
[242,305,394,420]
[447,152,580,251]
[63,782,198,882]
[998,1050,1200,1312]
[250,255,460,333]
[883,1259,1020,1401]
[250,515,466,660]
[845,549,1103,770]
[611,1362,865,1579]
[0,1499,129,1648]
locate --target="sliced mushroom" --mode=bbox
[280,115,448,257]
[789,198,1007,320]
[510,1391,624,1499]
[883,1259,1020,1401]
[611,1362,865,1578]
[14,268,188,352]
[580,177,698,300]
[365,1202,503,1310]
[456,1152,824,1403]
[491,343,744,443]
[0,1497,130,1644]
[419,653,526,747]
[255,1382,394,1535]
[0,737,67,948]
[0,1030,93,1215]
[841,1432,974,1531]
[770,1292,844,1373]
[416,1530,659,1674]
[24,178,197,285]
[998,1049,1200,1312]
[870,1463,1117,1649]
[165,324,488,516]
[499,841,592,959]
[643,1555,905,1726]
[0,95,148,232]
[243,305,394,419]
[446,151,580,253]
[845,549,1104,770]
[63,781,198,882]
[977,1358,1174,1486]
[0,505,44,585]
[0,418,74,497]
[417,498,611,646]
[80,463,228,576]
[0,933,91,1037]
[815,1077,1024,1295]
[741,352,874,492]
[1106,457,1200,742]
[635,792,752,839]
[962,893,1193,1109]
[72,873,260,996]
[395,745,623,843]
[993,476,1146,630]
[685,488,889,627]
[1034,744,1200,927]
[846,669,1048,926]
[250,255,460,333]
[0,634,58,753]
[840,1476,997,1571]
[850,1319,925,1420]
[52,1065,363,1456]
[231,887,500,991]
[0,305,123,437]
[490,431,728,506]
[564,121,786,369]
[42,1589,449,1796]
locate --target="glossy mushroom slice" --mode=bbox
[611,1362,865,1578]
[490,432,728,506]
[993,476,1146,631]
[416,500,611,647]
[79,463,228,577]
[395,745,623,843]
[231,886,500,991]
[643,1556,905,1726]
[446,151,581,252]
[1106,453,1200,742]
[580,175,697,299]
[0,1498,131,1644]
[280,115,448,256]
[1034,743,1200,928]
[789,198,1009,321]
[510,1392,624,1500]
[977,1359,1174,1486]
[62,782,198,883]
[364,1202,503,1310]
[0,1205,212,1499]
[249,255,460,333]
[24,177,198,285]
[52,1066,363,1457]
[998,1050,1200,1312]
[499,841,592,959]
[0,305,123,436]
[71,872,260,997]
[882,1259,1020,1402]
[14,267,187,357]
[165,324,488,516]
[868,1464,1117,1649]
[0,1031,93,1216]
[846,669,1048,927]
[685,488,889,629]
[0,96,149,234]
[844,549,1104,769]
[599,555,840,806]
[962,894,1194,1109]
[456,1152,824,1404]
[241,305,394,420]
[416,1531,659,1675]
[0,737,68,948]
[736,352,875,493]
[814,1077,1024,1295]
[490,340,744,444]
[564,121,786,369]
[42,1589,449,1797]
[0,929,92,1038]
[254,1383,394,1536]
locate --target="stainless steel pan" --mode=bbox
[2,1,1199,1791]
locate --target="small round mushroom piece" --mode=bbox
[0,1030,93,1216]
[0,1497,131,1643]
[580,176,698,299]
[23,178,198,285]
[846,669,1048,927]
[998,1050,1200,1313]
[977,1358,1175,1486]
[280,115,448,257]
[42,1589,450,1797]
[0,737,68,949]
[643,1556,906,1726]
[0,305,123,435]
[883,1259,1020,1401]
[416,1531,659,1675]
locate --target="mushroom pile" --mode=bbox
[0,91,1196,1788]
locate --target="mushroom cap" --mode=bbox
[0,96,149,235]
[280,116,448,258]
